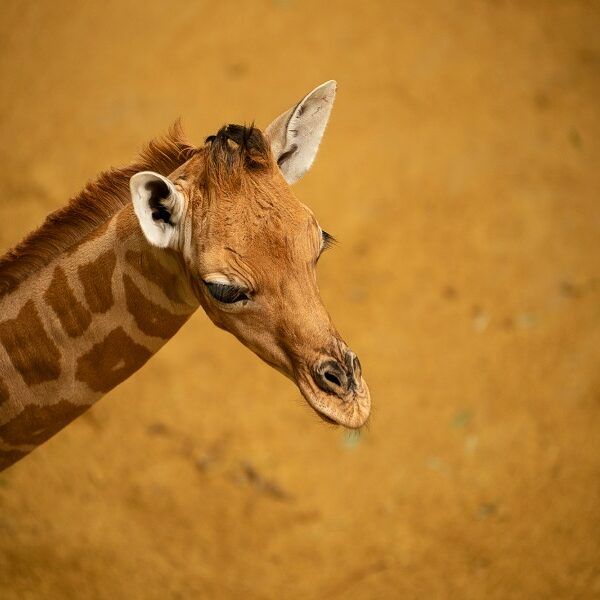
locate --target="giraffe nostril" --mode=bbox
[314,359,350,398]
[351,354,362,381]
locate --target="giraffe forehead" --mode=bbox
[211,200,319,253]
[207,224,319,276]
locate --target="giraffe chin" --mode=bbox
[297,377,371,430]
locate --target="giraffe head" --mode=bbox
[130,82,370,429]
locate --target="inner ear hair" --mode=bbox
[146,179,173,225]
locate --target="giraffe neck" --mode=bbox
[0,204,199,470]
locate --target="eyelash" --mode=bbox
[322,230,336,250]
[204,282,250,304]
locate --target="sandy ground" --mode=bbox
[0,1,599,598]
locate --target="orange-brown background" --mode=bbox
[0,2,599,598]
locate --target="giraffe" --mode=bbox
[0,81,370,471]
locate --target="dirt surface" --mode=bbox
[0,1,599,598]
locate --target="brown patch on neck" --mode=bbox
[0,449,28,471]
[0,400,89,446]
[44,266,92,337]
[0,300,61,385]
[0,377,9,407]
[76,326,152,393]
[123,273,189,339]
[78,250,117,313]
[125,249,188,304]
[0,122,198,297]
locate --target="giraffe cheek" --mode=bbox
[76,326,152,393]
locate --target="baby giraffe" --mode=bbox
[0,81,370,471]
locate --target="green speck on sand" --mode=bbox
[343,430,362,448]
[569,128,582,149]
[452,409,473,429]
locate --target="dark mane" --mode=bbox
[0,122,197,296]
[204,124,272,190]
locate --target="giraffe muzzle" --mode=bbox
[313,351,362,399]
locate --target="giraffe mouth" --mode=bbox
[317,412,337,425]
[296,370,371,429]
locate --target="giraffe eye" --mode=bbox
[204,281,250,304]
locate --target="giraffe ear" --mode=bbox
[265,80,337,185]
[130,171,185,248]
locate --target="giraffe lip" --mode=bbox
[312,408,338,426]
[296,376,371,429]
